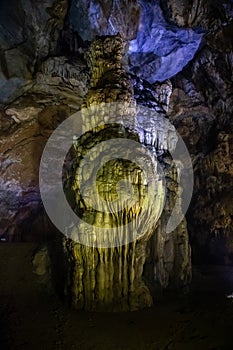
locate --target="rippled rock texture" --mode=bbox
[60,35,191,311]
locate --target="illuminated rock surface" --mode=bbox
[0,0,233,348]
[0,0,233,314]
[69,0,203,82]
[128,0,203,82]
[61,35,191,311]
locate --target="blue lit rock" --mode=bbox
[128,0,203,82]
[69,0,140,41]
[69,0,203,83]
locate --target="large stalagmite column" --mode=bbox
[62,34,191,311]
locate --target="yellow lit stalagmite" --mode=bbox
[63,34,191,311]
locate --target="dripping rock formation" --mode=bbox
[0,0,233,313]
[60,35,191,311]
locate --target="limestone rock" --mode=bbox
[61,35,191,311]
[0,92,79,241]
[69,0,140,41]
[160,0,230,29]
[32,246,51,277]
[0,0,69,103]
[168,2,233,264]
[38,56,89,96]
[1,0,231,311]
[69,0,203,82]
[128,0,203,82]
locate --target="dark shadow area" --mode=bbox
[1,242,233,349]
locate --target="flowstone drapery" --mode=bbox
[60,35,191,311]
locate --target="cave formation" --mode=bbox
[0,0,233,348]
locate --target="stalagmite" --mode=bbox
[62,34,191,311]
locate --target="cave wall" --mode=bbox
[0,0,69,103]
[161,0,233,264]
[0,0,232,310]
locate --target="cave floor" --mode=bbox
[0,243,233,350]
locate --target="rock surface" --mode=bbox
[166,0,233,264]
[0,0,232,313]
[60,35,191,311]
[69,0,140,41]
[128,0,203,82]
[69,0,203,82]
[0,88,80,241]
[0,0,69,103]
